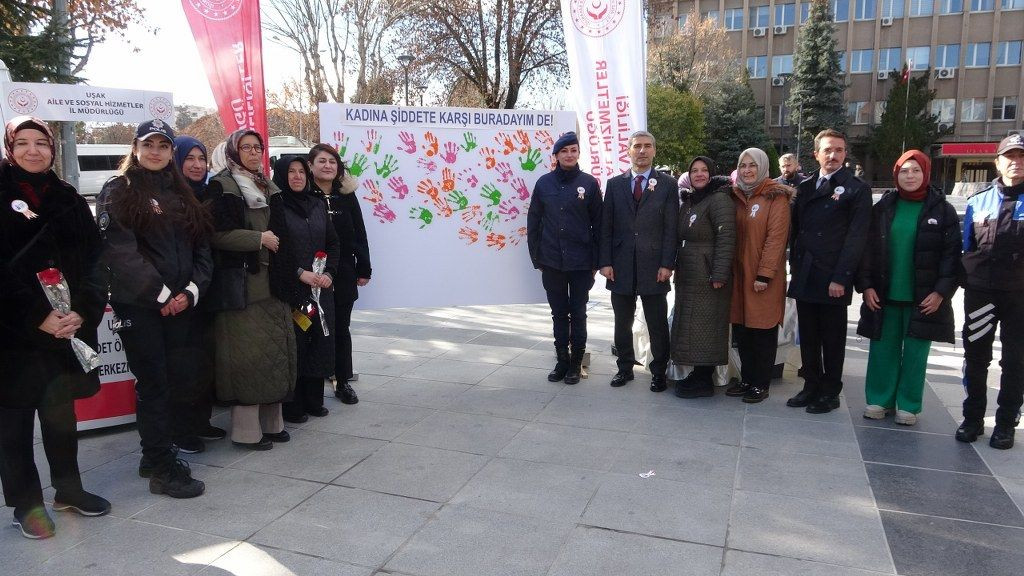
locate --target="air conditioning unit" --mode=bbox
[881,16,893,26]
[771,77,786,86]
[877,70,891,80]
[752,27,767,37]
[773,25,789,35]
[936,67,956,79]
[938,122,953,132]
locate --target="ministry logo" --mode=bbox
[185,0,243,21]
[568,0,627,37]
[7,89,38,115]
[148,97,173,120]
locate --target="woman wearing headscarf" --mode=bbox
[671,156,736,398]
[856,150,959,425]
[308,143,370,404]
[206,129,296,450]
[98,119,212,498]
[270,156,340,422]
[726,148,792,403]
[0,117,109,538]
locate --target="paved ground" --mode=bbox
[4,288,1024,576]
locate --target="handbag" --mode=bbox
[205,264,247,312]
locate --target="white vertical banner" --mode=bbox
[560,0,647,188]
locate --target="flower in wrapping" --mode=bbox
[310,252,330,336]
[36,268,101,372]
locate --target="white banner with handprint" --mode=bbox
[320,104,576,309]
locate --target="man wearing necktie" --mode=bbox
[787,129,872,413]
[599,131,678,392]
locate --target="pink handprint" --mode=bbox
[372,203,397,224]
[363,129,381,154]
[441,142,459,164]
[417,158,437,173]
[417,178,441,204]
[362,180,383,204]
[495,162,514,183]
[514,130,531,153]
[461,204,483,224]
[486,232,507,250]
[465,173,480,188]
[458,227,479,244]
[441,167,456,192]
[511,177,529,200]
[498,199,521,222]
[479,146,497,170]
[423,131,439,157]
[494,132,515,155]
[535,130,554,149]
[398,131,416,154]
[388,176,409,200]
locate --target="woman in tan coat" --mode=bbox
[726,148,792,403]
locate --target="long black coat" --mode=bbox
[855,188,960,343]
[317,183,371,303]
[788,166,872,305]
[599,169,678,295]
[0,161,105,407]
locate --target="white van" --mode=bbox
[76,144,130,197]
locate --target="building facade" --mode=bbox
[662,0,1024,189]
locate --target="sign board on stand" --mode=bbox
[74,306,137,431]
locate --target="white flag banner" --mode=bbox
[319,103,575,309]
[1,82,174,124]
[560,0,647,188]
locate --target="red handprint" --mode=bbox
[535,130,554,149]
[372,203,397,224]
[458,227,479,244]
[423,131,439,157]
[441,167,457,192]
[433,197,453,218]
[494,132,515,155]
[479,146,497,170]
[514,130,531,153]
[388,176,409,200]
[398,131,416,154]
[509,226,527,246]
[363,129,381,154]
[362,180,383,204]
[417,158,437,172]
[461,204,483,224]
[511,177,529,201]
[486,232,507,250]
[417,178,441,204]
[498,199,521,222]
[495,162,514,183]
[441,142,459,164]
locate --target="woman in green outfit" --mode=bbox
[855,150,960,425]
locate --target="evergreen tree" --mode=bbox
[789,0,846,165]
[702,72,773,173]
[647,84,705,172]
[870,67,942,165]
[0,2,73,83]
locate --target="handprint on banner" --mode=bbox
[332,132,350,157]
[375,154,399,178]
[480,184,502,206]
[461,171,480,188]
[416,178,441,205]
[417,158,437,173]
[514,130,531,153]
[441,167,457,192]
[458,227,479,244]
[494,132,516,155]
[498,199,521,222]
[441,142,459,164]
[388,176,409,200]
[363,129,381,154]
[409,206,433,228]
[348,153,368,177]
[372,203,397,224]
[432,197,453,219]
[519,149,541,172]
[461,132,478,152]
[495,162,514,183]
[423,131,439,157]
[508,227,526,246]
[534,130,554,150]
[481,211,499,231]
[479,146,497,169]
[461,204,483,223]
[362,180,383,204]
[446,190,469,211]
[398,131,416,154]
[486,232,507,250]
[510,177,529,201]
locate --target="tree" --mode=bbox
[180,113,227,156]
[175,105,198,132]
[870,68,943,165]
[263,0,349,106]
[702,73,774,173]
[347,0,413,104]
[404,0,566,109]
[789,0,846,164]
[90,123,134,144]
[646,84,705,172]
[648,16,741,99]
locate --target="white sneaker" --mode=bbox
[863,405,888,419]
[894,410,918,426]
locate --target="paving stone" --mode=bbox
[334,442,489,502]
[721,549,896,576]
[394,410,526,455]
[356,378,471,409]
[743,415,861,459]
[881,510,1024,576]
[304,401,434,441]
[445,385,556,421]
[401,357,500,385]
[610,432,740,486]
[201,542,373,576]
[499,422,631,471]
[230,429,384,483]
[547,525,722,576]
[737,446,874,506]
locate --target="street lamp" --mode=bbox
[778,73,793,154]
[398,54,414,106]
[416,84,427,107]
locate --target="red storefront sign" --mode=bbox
[941,142,998,156]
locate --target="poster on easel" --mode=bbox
[74,306,137,431]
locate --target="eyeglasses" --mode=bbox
[239,144,264,153]
[738,163,759,170]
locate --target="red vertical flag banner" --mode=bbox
[181,0,268,164]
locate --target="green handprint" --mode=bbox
[481,210,499,231]
[375,154,399,178]
[409,206,433,229]
[447,190,469,211]
[339,136,350,158]
[348,153,369,177]
[480,184,502,206]
[520,148,542,171]
[461,132,478,152]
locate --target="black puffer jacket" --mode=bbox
[317,180,371,303]
[855,187,960,343]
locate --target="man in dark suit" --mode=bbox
[599,130,678,392]
[787,129,872,413]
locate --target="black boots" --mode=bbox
[564,349,584,385]
[548,347,570,382]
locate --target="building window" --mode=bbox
[678,14,688,29]
[775,3,797,25]
[909,0,935,15]
[1003,0,1024,9]
[704,10,720,25]
[838,51,847,72]
[724,8,744,30]
[970,0,994,11]
[772,54,795,76]
[874,101,887,124]
[936,44,961,68]
[966,43,991,67]
[770,105,793,126]
[961,98,987,121]
[848,102,872,124]
[940,0,964,11]
[907,46,930,69]
[997,41,1023,66]
[855,0,877,19]
[878,47,903,71]
[993,97,1018,120]
[881,0,905,17]
[931,98,956,123]
[749,5,770,28]
[850,49,875,73]
[833,0,851,20]
[801,3,811,21]
[748,56,768,78]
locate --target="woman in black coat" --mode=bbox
[855,150,960,425]
[0,116,109,538]
[308,143,371,404]
[270,156,341,422]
